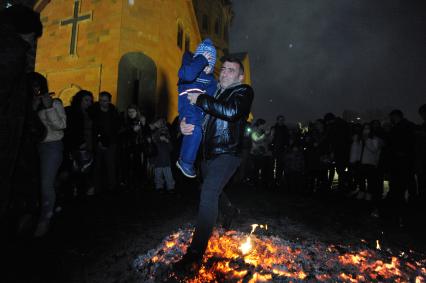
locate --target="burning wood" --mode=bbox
[134,226,426,282]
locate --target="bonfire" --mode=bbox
[134,225,426,282]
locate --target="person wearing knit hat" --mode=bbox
[176,39,218,178]
[194,38,217,71]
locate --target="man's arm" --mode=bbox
[195,86,254,122]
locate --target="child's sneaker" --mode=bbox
[176,160,197,178]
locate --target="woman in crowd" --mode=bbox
[29,72,66,237]
[358,122,384,216]
[348,124,363,196]
[120,105,149,189]
[64,90,94,197]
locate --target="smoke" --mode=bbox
[230,0,426,123]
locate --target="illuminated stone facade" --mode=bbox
[35,0,250,121]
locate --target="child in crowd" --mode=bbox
[152,132,175,193]
[176,38,217,178]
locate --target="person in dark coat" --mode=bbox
[64,90,94,197]
[175,57,253,274]
[270,115,290,187]
[90,91,121,193]
[324,113,351,191]
[0,5,42,222]
[304,119,330,193]
[386,109,417,227]
[119,105,149,189]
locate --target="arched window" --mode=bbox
[177,23,183,49]
[185,34,190,52]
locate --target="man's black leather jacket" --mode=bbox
[196,83,254,159]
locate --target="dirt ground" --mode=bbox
[2,182,425,283]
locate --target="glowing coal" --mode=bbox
[134,226,426,282]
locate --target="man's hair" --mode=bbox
[99,91,112,101]
[324,113,336,121]
[276,115,285,121]
[389,109,404,118]
[27,72,48,95]
[419,104,426,114]
[254,118,266,127]
[223,56,244,75]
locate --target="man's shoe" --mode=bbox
[173,249,203,278]
[176,160,197,178]
[222,206,240,230]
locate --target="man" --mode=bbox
[90,91,120,193]
[175,57,254,273]
[270,115,290,187]
[387,109,416,227]
[323,113,351,191]
[0,5,42,222]
[415,105,426,214]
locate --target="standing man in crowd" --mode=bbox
[175,57,254,274]
[0,5,42,224]
[417,104,426,208]
[270,115,290,188]
[91,91,120,193]
[386,109,416,227]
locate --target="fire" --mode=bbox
[134,227,426,282]
[376,239,381,250]
[240,236,252,255]
[239,224,265,255]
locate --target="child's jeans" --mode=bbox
[180,125,202,167]
[154,166,175,190]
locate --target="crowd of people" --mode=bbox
[2,6,425,281]
[244,108,426,228]
[7,72,185,237]
[4,70,425,237]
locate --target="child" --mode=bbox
[176,38,217,178]
[152,132,175,193]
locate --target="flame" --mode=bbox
[376,239,381,250]
[135,227,426,283]
[240,236,252,255]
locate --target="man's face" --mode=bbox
[277,117,284,125]
[127,108,137,119]
[99,95,110,109]
[420,111,426,122]
[81,95,92,110]
[390,114,401,125]
[219,61,244,89]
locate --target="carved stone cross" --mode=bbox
[60,0,92,55]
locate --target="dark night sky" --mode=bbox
[230,0,426,123]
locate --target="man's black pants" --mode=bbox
[188,154,241,255]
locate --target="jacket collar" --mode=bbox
[216,81,243,97]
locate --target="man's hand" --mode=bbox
[180,118,195,136]
[187,92,201,105]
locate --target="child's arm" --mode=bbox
[178,52,209,82]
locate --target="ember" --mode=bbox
[134,227,426,282]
